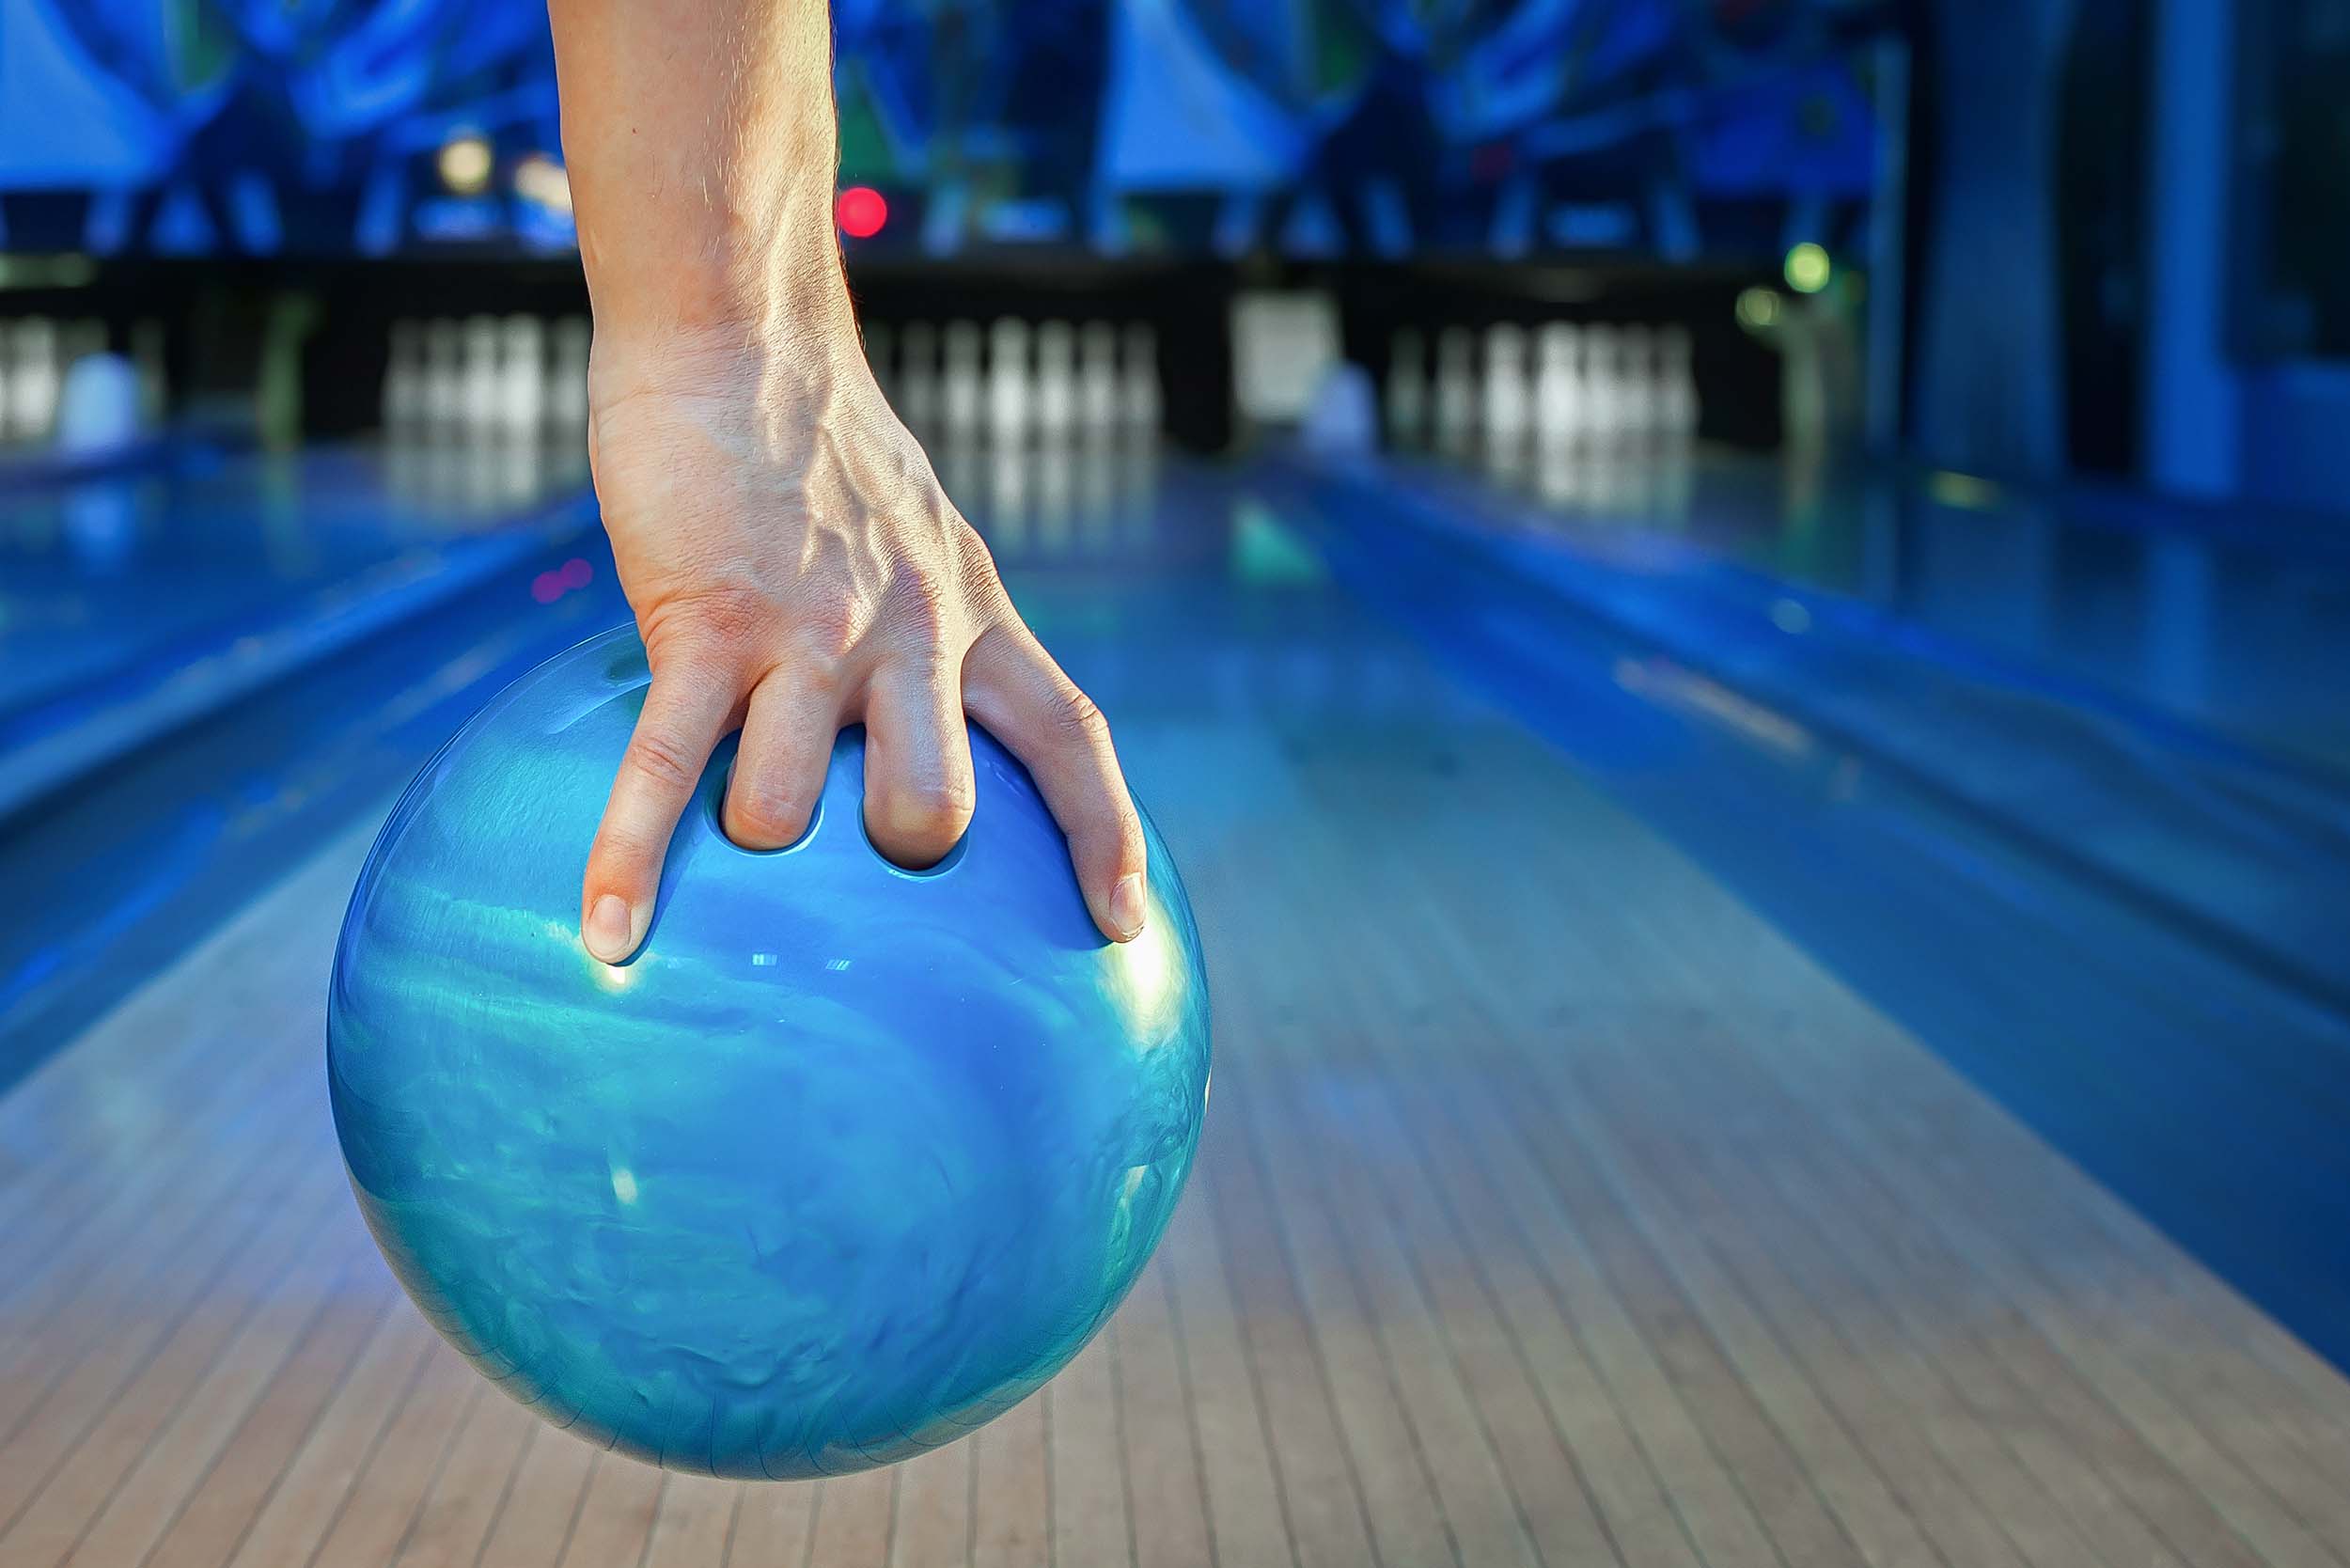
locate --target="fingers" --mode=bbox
[723,666,839,850]
[582,662,737,963]
[861,661,978,870]
[964,623,1148,942]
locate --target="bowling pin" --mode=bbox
[986,317,1033,448]
[942,321,983,445]
[461,316,502,435]
[1078,321,1119,443]
[0,320,16,443]
[1034,321,1076,445]
[898,321,938,434]
[1533,323,1582,446]
[498,315,547,436]
[1120,323,1160,440]
[9,317,61,442]
[1433,327,1475,457]
[1481,323,1529,464]
[384,319,422,437]
[422,319,462,438]
[132,318,168,425]
[549,315,591,444]
[1659,323,1699,439]
[1386,329,1427,449]
[1582,324,1622,445]
[1619,324,1658,443]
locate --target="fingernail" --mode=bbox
[1108,873,1146,941]
[586,894,636,964]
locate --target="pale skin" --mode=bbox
[546,0,1146,962]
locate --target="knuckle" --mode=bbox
[884,775,976,839]
[1045,682,1110,745]
[956,528,1009,602]
[651,588,767,662]
[791,598,862,667]
[787,652,845,702]
[728,788,813,847]
[625,726,705,795]
[588,825,660,879]
[883,569,957,646]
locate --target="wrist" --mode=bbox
[588,328,870,424]
[589,261,854,363]
[584,269,870,418]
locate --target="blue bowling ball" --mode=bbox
[327,626,1210,1479]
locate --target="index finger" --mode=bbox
[581,661,739,963]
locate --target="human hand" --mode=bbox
[575,328,1146,964]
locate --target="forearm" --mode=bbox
[547,0,853,361]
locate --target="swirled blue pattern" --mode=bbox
[328,625,1210,1478]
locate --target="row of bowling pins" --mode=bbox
[383,316,591,442]
[1390,321,1699,453]
[0,318,113,445]
[933,440,1161,563]
[868,320,1161,447]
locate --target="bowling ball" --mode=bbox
[327,626,1210,1479]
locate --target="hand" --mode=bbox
[575,329,1147,963]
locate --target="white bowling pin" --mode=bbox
[1659,323,1699,438]
[549,316,591,441]
[461,316,502,434]
[898,321,938,433]
[1433,327,1475,456]
[942,321,984,444]
[1619,324,1659,441]
[1533,323,1582,445]
[1386,329,1427,448]
[1034,321,1076,445]
[132,319,168,424]
[1481,323,1529,461]
[1078,321,1119,442]
[498,315,547,435]
[1120,323,1160,439]
[987,317,1033,447]
[1582,324,1622,444]
[423,318,462,437]
[10,317,61,441]
[384,319,423,436]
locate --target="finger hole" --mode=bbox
[857,807,970,878]
[719,667,842,853]
[715,752,824,854]
[862,667,978,873]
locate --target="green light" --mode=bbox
[1735,287,1783,331]
[1784,243,1831,294]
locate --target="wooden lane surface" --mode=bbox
[4,583,2348,1568]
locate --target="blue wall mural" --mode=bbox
[0,0,1888,258]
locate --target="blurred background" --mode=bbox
[4,2,2350,1562]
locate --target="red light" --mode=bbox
[836,186,887,240]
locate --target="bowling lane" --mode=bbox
[6,454,2350,1568]
[0,437,614,1088]
[0,438,588,727]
